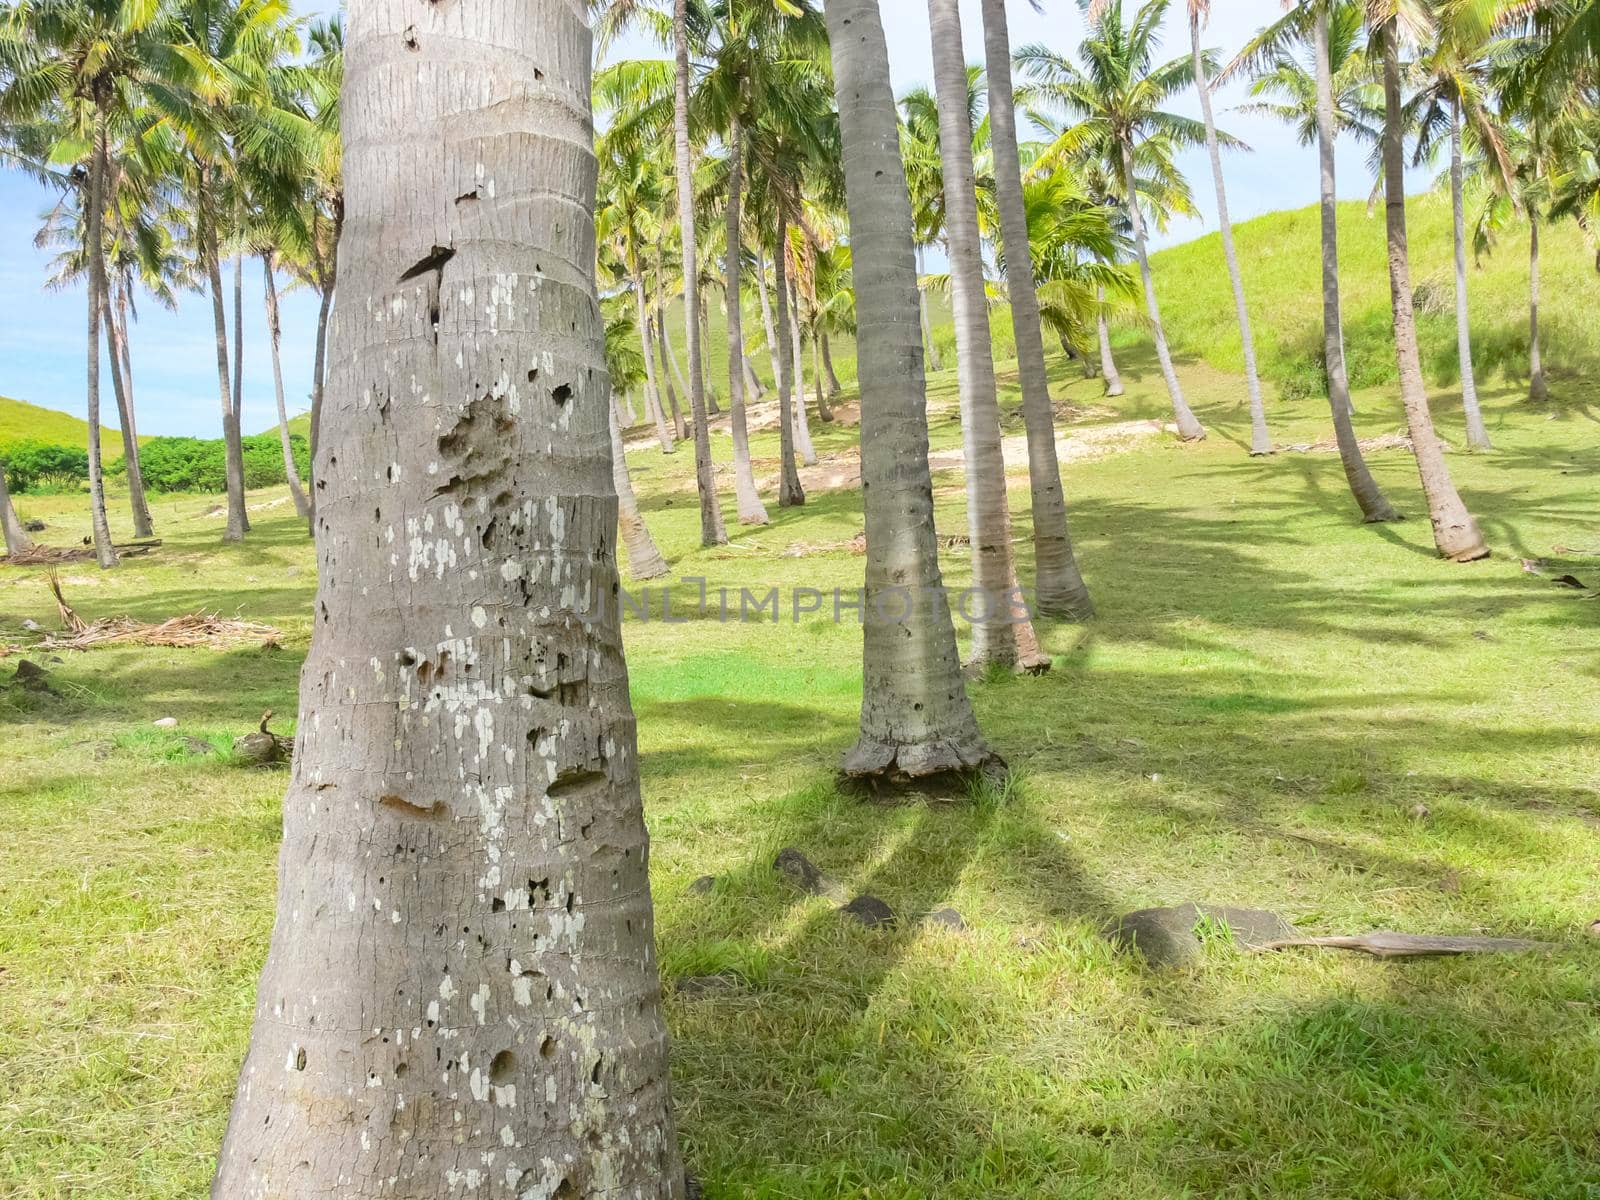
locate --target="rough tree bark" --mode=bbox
[825,0,998,781]
[1378,27,1488,561]
[1450,97,1491,449]
[927,0,1048,670]
[723,115,770,524]
[1190,5,1271,455]
[263,254,312,520]
[1313,4,1399,523]
[210,0,687,1193]
[307,199,342,514]
[980,0,1094,620]
[197,167,249,542]
[772,225,805,507]
[1121,141,1206,441]
[85,101,117,569]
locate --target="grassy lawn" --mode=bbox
[2,341,1598,1198]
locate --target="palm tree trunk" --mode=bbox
[981,0,1093,620]
[700,302,720,415]
[755,245,783,386]
[821,331,842,397]
[1528,207,1548,402]
[307,199,341,514]
[263,256,311,520]
[1096,286,1125,396]
[633,266,675,453]
[0,457,29,557]
[1191,8,1271,455]
[824,0,995,780]
[1314,4,1399,523]
[102,287,154,538]
[1450,97,1491,449]
[1378,26,1487,561]
[1121,142,1206,441]
[743,353,766,398]
[928,0,1047,670]
[773,223,806,507]
[652,299,688,440]
[211,0,686,1188]
[812,332,833,421]
[85,102,117,569]
[916,245,942,371]
[197,167,248,543]
[610,402,670,579]
[723,116,770,525]
[672,0,727,547]
[787,283,817,464]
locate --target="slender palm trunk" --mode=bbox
[1122,142,1205,441]
[724,117,770,524]
[102,288,154,537]
[1378,28,1487,560]
[825,0,996,780]
[197,168,248,542]
[773,224,805,507]
[916,245,942,371]
[85,103,117,569]
[1528,208,1547,402]
[821,330,842,397]
[0,457,29,557]
[263,256,311,520]
[633,267,675,452]
[212,0,685,1188]
[700,303,720,415]
[787,281,817,464]
[981,0,1093,620]
[1314,5,1399,523]
[1191,9,1270,454]
[812,333,832,421]
[756,245,783,385]
[610,402,670,579]
[652,301,687,440]
[1450,98,1491,449]
[232,250,246,440]
[743,353,766,398]
[1096,286,1125,396]
[928,0,1047,670]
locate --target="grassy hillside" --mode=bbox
[0,395,126,458]
[1145,194,1600,401]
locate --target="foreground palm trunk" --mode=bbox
[1313,5,1398,523]
[980,0,1094,621]
[928,0,1047,670]
[103,290,154,538]
[1377,29,1488,561]
[0,449,32,557]
[1528,209,1547,402]
[85,104,117,570]
[211,0,686,1191]
[670,0,728,549]
[1190,6,1270,455]
[724,118,770,524]
[263,257,311,520]
[197,171,249,542]
[1121,143,1205,441]
[825,0,996,781]
[773,228,805,506]
[1449,98,1491,449]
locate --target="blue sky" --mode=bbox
[0,0,1412,439]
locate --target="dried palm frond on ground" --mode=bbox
[1280,432,1417,455]
[1,539,161,567]
[38,574,280,652]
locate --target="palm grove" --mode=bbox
[1,0,1597,1193]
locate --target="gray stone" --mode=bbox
[840,894,896,930]
[232,732,285,768]
[10,659,54,692]
[685,875,717,896]
[673,974,739,998]
[1103,903,1300,968]
[773,848,845,901]
[922,907,966,932]
[182,737,218,757]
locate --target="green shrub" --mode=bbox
[0,440,90,493]
[135,433,310,494]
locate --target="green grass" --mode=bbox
[0,395,127,457]
[3,330,1598,1197]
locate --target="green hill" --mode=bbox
[1144,193,1600,399]
[0,395,127,457]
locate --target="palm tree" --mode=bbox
[0,454,32,558]
[980,0,1095,621]
[1230,1,1400,522]
[1016,0,1212,442]
[212,0,687,1187]
[926,0,1049,671]
[603,302,671,578]
[1184,0,1272,454]
[1370,0,1489,559]
[261,252,310,519]
[822,0,997,781]
[1407,0,1521,450]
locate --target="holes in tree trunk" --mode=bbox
[552,384,572,406]
[293,1046,307,1071]
[488,1049,517,1085]
[402,25,419,50]
[378,794,448,821]
[538,1036,555,1059]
